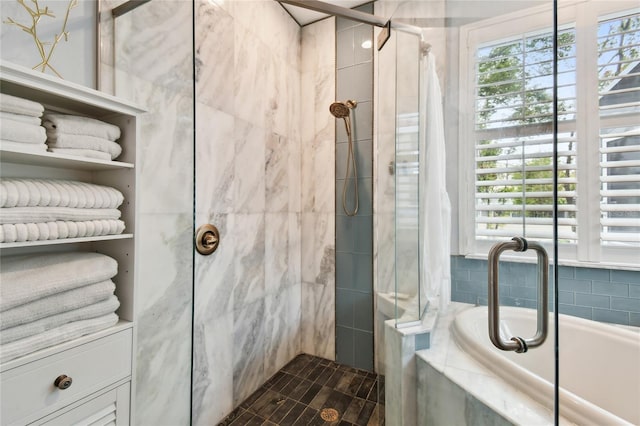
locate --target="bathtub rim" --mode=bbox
[451,305,635,426]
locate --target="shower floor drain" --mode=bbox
[320,408,340,422]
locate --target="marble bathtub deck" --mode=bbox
[218,354,385,426]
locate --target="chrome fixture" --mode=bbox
[488,237,549,353]
[195,224,220,255]
[330,100,359,216]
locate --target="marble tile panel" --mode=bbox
[300,282,336,360]
[135,212,193,314]
[194,212,236,317]
[195,0,235,115]
[288,213,302,287]
[376,212,396,295]
[192,311,234,426]
[233,297,267,406]
[301,17,335,74]
[114,71,194,215]
[268,62,300,140]
[264,285,302,380]
[231,0,300,69]
[233,24,270,129]
[300,71,316,144]
[265,213,289,295]
[288,136,302,214]
[234,119,266,213]
[265,133,289,213]
[301,213,335,287]
[233,213,266,307]
[301,137,333,215]
[314,66,336,143]
[310,139,336,213]
[113,0,192,93]
[134,214,192,425]
[196,103,235,214]
[286,64,303,143]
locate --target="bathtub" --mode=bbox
[452,306,640,426]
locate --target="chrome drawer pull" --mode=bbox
[54,374,73,390]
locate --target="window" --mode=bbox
[460,2,640,266]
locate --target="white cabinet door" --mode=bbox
[37,382,130,426]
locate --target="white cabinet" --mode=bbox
[0,61,144,425]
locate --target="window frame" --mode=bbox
[458,0,640,268]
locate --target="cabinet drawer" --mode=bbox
[1,329,132,426]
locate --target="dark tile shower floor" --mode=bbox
[218,354,385,426]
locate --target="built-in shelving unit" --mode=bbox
[0,61,145,426]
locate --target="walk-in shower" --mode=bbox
[330,99,359,216]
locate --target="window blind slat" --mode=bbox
[600,174,640,183]
[477,217,577,225]
[476,191,576,199]
[601,189,640,197]
[600,160,640,168]
[476,204,577,212]
[476,177,577,186]
[600,143,640,152]
[600,233,640,243]
[601,218,640,227]
[476,229,576,239]
[476,150,575,162]
[476,164,577,174]
[601,204,640,212]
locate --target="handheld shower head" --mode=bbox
[329,100,357,118]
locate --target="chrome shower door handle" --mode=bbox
[488,237,549,353]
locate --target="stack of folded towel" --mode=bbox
[0,252,120,363]
[43,113,122,161]
[0,178,126,243]
[0,93,47,153]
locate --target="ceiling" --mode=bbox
[279,1,375,26]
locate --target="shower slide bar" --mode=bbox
[487,237,549,353]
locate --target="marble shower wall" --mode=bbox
[103,2,336,424]
[100,1,194,425]
[193,1,303,424]
[299,17,337,361]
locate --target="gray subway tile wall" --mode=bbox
[451,255,640,326]
[335,5,375,372]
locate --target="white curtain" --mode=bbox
[419,51,452,312]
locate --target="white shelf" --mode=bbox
[0,61,145,118]
[0,149,134,171]
[0,234,133,249]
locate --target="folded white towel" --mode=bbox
[0,112,41,126]
[0,93,44,117]
[0,207,121,224]
[0,140,48,152]
[48,148,113,161]
[1,295,120,344]
[0,252,118,311]
[0,178,124,209]
[0,313,119,363]
[0,219,125,242]
[46,133,122,160]
[1,280,116,330]
[0,119,47,144]
[43,113,121,141]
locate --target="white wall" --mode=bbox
[1,0,96,88]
